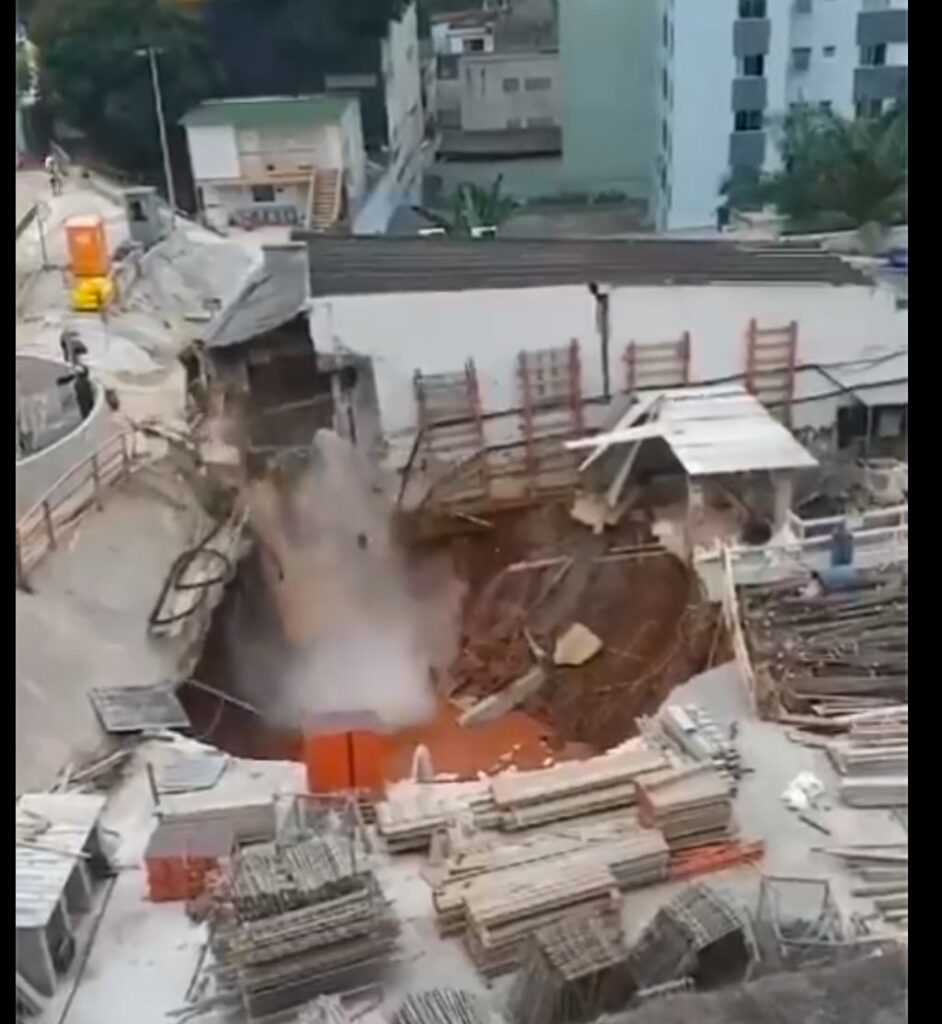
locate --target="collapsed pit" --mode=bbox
[184,499,724,774]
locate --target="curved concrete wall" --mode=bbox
[16,356,116,517]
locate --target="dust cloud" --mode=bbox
[238,430,464,731]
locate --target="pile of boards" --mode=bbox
[209,837,398,1017]
[429,821,669,977]
[637,764,733,850]
[376,780,497,853]
[490,748,668,831]
[392,988,490,1024]
[824,708,908,808]
[824,844,908,929]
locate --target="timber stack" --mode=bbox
[637,765,733,851]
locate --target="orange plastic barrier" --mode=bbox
[303,730,388,794]
[65,215,110,278]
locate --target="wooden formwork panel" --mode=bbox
[744,319,798,425]
[624,334,691,394]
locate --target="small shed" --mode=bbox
[16,793,109,997]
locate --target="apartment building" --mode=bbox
[182,96,368,233]
[654,0,909,231]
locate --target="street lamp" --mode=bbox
[135,45,176,227]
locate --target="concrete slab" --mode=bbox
[15,463,213,793]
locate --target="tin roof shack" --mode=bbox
[16,793,110,1000]
[566,385,817,561]
[200,244,340,459]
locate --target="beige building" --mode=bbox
[182,95,368,233]
[459,50,559,132]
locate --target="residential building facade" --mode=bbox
[654,0,909,231]
[456,51,559,133]
[182,96,367,233]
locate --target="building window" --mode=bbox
[791,47,811,72]
[503,77,520,92]
[861,43,887,67]
[250,185,275,203]
[742,54,765,77]
[661,119,670,152]
[465,38,485,53]
[524,77,551,91]
[735,109,763,131]
[661,67,669,99]
[819,100,833,113]
[738,0,767,17]
[794,0,812,13]
[662,13,669,47]
[856,97,884,118]
[437,55,458,80]
[823,45,836,58]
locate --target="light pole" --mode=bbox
[136,45,176,227]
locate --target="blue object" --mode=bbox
[886,249,908,270]
[816,566,858,594]
[830,522,854,568]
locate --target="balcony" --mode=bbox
[733,19,770,57]
[729,130,766,170]
[857,10,908,47]
[732,77,768,112]
[854,65,908,104]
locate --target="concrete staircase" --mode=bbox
[307,169,343,233]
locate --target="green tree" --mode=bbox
[725,104,907,234]
[415,176,517,236]
[30,0,215,176]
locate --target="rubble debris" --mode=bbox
[458,666,547,727]
[553,623,604,667]
[781,772,825,812]
[393,988,490,1024]
[296,994,352,1024]
[506,912,633,1024]
[637,765,734,850]
[88,682,191,734]
[668,840,765,881]
[657,704,742,783]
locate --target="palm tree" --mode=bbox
[413,175,517,236]
[724,103,907,242]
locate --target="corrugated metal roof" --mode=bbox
[296,237,870,296]
[203,245,309,348]
[568,385,818,477]
[181,94,353,130]
[16,793,106,929]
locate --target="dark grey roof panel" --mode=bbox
[294,236,869,297]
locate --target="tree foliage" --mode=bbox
[725,104,907,231]
[415,176,517,236]
[30,0,216,174]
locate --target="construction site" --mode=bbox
[16,162,908,1024]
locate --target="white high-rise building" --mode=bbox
[653,0,908,232]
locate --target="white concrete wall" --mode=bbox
[340,100,368,207]
[667,0,735,230]
[384,4,424,181]
[186,124,240,180]
[460,52,559,131]
[309,281,906,441]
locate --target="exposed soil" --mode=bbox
[186,498,717,775]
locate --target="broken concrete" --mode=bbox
[459,666,547,727]
[554,622,604,666]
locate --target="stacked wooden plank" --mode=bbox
[823,844,908,929]
[392,989,490,1024]
[463,862,622,977]
[491,748,668,831]
[432,827,668,937]
[741,569,908,716]
[375,780,497,853]
[636,765,733,851]
[838,776,908,808]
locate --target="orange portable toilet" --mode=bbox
[302,711,389,795]
[65,215,111,278]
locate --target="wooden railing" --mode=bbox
[15,430,146,589]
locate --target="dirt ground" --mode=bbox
[438,502,720,751]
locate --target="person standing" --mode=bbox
[44,152,61,196]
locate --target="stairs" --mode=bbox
[307,168,343,232]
